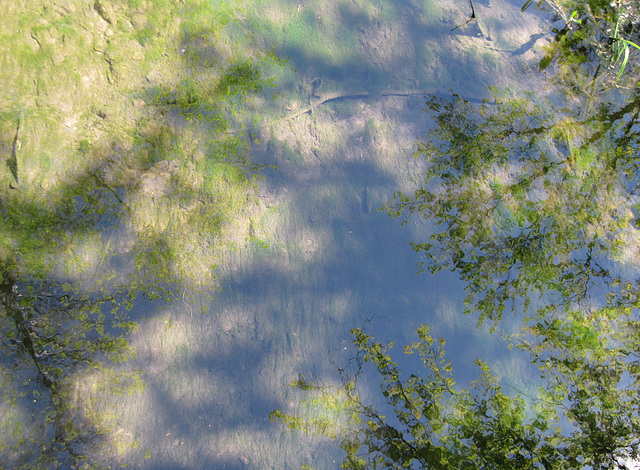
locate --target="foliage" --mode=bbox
[528,0,639,88]
[0,274,144,469]
[274,322,640,469]
[387,86,639,326]
[383,0,640,327]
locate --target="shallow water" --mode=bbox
[0,0,549,468]
[103,1,551,468]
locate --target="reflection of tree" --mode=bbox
[530,0,639,88]
[0,274,141,469]
[0,0,282,467]
[386,0,640,327]
[275,320,640,469]
[388,87,638,325]
[273,0,640,468]
[0,158,145,467]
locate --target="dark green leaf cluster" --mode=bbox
[0,273,142,469]
[530,0,640,87]
[216,62,264,96]
[276,316,640,468]
[277,326,623,469]
[389,84,640,326]
[522,309,640,469]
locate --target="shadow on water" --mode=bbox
[271,0,541,101]
[105,102,443,465]
[159,110,503,462]
[0,0,547,468]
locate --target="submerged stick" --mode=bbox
[283,88,489,121]
[9,118,21,187]
[182,289,193,317]
[451,0,476,31]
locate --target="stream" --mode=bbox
[0,0,550,468]
[117,1,549,468]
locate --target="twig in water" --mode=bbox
[451,0,476,31]
[182,289,193,317]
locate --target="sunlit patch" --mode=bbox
[69,366,145,459]
[57,232,105,280]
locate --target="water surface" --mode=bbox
[116,1,548,468]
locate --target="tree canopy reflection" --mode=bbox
[274,0,640,468]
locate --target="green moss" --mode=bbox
[216,62,264,96]
[363,118,379,146]
[0,0,287,462]
[420,0,442,19]
[270,138,303,166]
[284,7,359,67]
[78,139,90,154]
